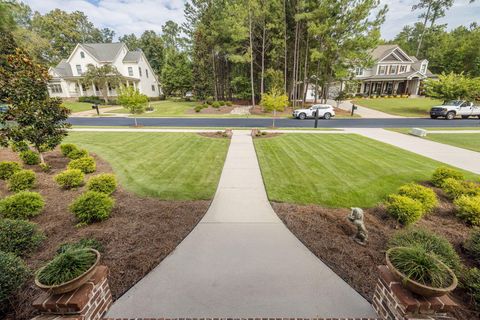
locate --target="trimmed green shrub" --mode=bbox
[454,195,480,226]
[19,150,40,165]
[0,191,45,219]
[431,167,464,187]
[442,178,480,199]
[0,251,29,302]
[69,191,114,224]
[225,101,233,106]
[57,238,103,254]
[194,105,203,113]
[8,169,36,192]
[54,169,85,189]
[386,194,424,226]
[0,219,44,256]
[0,161,21,180]
[67,148,89,160]
[67,156,96,174]
[211,101,221,108]
[398,183,438,213]
[464,228,480,260]
[217,100,225,106]
[87,174,117,195]
[36,249,96,286]
[39,163,51,173]
[10,141,29,153]
[60,143,78,157]
[462,267,480,308]
[388,228,461,272]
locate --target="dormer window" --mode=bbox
[389,65,397,74]
[378,65,386,75]
[128,67,133,77]
[420,62,427,74]
[399,65,407,73]
[80,51,85,59]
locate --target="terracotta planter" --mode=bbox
[35,249,100,295]
[386,247,457,298]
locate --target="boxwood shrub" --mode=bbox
[67,156,96,174]
[442,178,480,199]
[67,148,89,160]
[0,219,44,256]
[54,169,85,189]
[60,143,78,157]
[0,191,45,220]
[69,191,114,224]
[0,161,21,180]
[87,174,117,195]
[431,167,464,187]
[454,195,480,226]
[8,169,36,192]
[386,194,424,226]
[0,251,29,302]
[397,183,438,213]
[464,228,480,260]
[19,150,40,165]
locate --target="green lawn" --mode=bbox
[65,132,229,200]
[352,97,442,117]
[254,133,476,208]
[108,100,197,116]
[425,133,480,152]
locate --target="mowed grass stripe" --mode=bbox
[425,133,480,153]
[65,132,229,200]
[254,134,477,208]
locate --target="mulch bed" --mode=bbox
[0,149,209,320]
[186,105,236,115]
[272,188,480,319]
[197,132,232,139]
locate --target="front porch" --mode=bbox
[358,78,422,97]
[48,77,140,99]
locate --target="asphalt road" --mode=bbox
[69,117,480,128]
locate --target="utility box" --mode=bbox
[410,128,427,137]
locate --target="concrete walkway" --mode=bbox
[107,130,376,318]
[347,128,480,174]
[328,99,403,119]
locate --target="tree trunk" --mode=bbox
[416,1,432,57]
[283,0,287,94]
[260,20,266,95]
[249,9,256,107]
[36,147,45,165]
[212,49,218,101]
[291,21,300,107]
[302,36,309,107]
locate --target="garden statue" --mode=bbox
[347,207,368,246]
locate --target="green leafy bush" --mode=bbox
[225,101,233,106]
[442,178,480,199]
[67,148,89,160]
[19,150,40,165]
[36,249,96,286]
[0,191,45,219]
[211,101,221,108]
[388,246,453,288]
[464,228,480,260]
[431,167,464,187]
[69,191,114,224]
[8,169,36,192]
[68,156,96,174]
[398,183,438,213]
[217,100,225,106]
[57,238,103,254]
[0,161,21,180]
[10,141,29,153]
[54,169,85,189]
[60,143,78,157]
[194,105,203,113]
[87,174,117,195]
[388,228,461,272]
[0,219,44,256]
[39,163,51,173]
[0,251,29,302]
[454,195,480,226]
[462,267,480,309]
[386,194,424,225]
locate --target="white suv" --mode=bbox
[293,104,335,120]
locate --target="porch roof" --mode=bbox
[359,72,426,81]
[55,75,140,82]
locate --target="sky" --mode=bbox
[23,0,480,40]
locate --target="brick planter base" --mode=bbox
[373,265,457,320]
[32,266,112,320]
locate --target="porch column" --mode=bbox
[133,81,137,91]
[126,79,130,87]
[91,81,96,96]
[78,80,84,96]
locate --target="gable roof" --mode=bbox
[51,59,73,77]
[370,45,398,60]
[123,51,142,63]
[81,43,125,62]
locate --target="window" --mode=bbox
[128,67,133,76]
[420,63,427,74]
[80,51,85,59]
[151,85,155,91]
[355,67,363,76]
[389,65,397,74]
[138,67,142,77]
[76,65,82,75]
[49,84,62,93]
[146,69,149,78]
[399,65,407,73]
[378,65,386,75]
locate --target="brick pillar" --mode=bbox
[32,266,112,320]
[373,265,457,320]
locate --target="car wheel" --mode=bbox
[461,115,469,119]
[430,115,438,119]
[446,112,455,120]
[323,112,331,120]
[299,113,306,120]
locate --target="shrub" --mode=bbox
[217,100,225,106]
[0,191,45,219]
[431,167,464,187]
[10,140,29,153]
[68,156,96,174]
[36,249,97,286]
[226,101,233,106]
[78,95,103,104]
[0,251,29,302]
[57,238,103,254]
[194,105,203,113]
[60,143,78,157]
[464,228,480,260]
[19,150,40,165]
[462,267,480,308]
[454,195,480,226]
[442,178,480,199]
[69,191,114,224]
[0,161,21,180]
[39,163,51,173]
[398,183,438,213]
[388,228,461,272]
[8,169,36,192]
[386,194,424,225]
[87,174,117,195]
[211,101,221,108]
[67,148,89,160]
[0,219,44,256]
[388,246,453,288]
[54,169,85,189]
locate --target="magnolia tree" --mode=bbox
[425,73,480,102]
[117,85,148,127]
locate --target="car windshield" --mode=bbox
[443,100,463,106]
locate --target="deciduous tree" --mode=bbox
[81,65,122,104]
[117,86,149,127]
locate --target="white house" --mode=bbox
[48,43,160,99]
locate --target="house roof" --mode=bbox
[123,51,142,63]
[52,59,73,77]
[370,45,398,60]
[81,43,125,62]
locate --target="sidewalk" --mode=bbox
[106,130,376,318]
[328,99,403,119]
